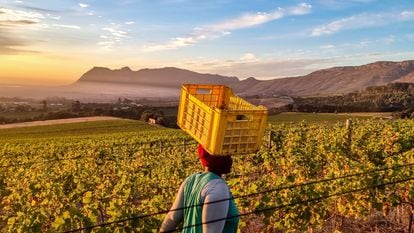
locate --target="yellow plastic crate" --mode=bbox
[177,84,268,155]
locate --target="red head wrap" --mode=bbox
[197,144,232,175]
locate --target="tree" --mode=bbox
[42,100,47,111]
[71,101,81,112]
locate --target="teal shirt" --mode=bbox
[182,172,239,233]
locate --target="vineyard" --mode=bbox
[0,118,414,232]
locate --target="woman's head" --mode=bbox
[197,144,232,175]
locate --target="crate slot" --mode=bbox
[236,114,249,121]
[196,88,212,95]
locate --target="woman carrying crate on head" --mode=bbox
[159,144,239,233]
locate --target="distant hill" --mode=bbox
[232,60,414,96]
[77,66,239,87]
[74,60,414,98]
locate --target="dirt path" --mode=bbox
[0,116,122,129]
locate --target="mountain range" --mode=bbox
[1,60,414,103]
[76,60,414,98]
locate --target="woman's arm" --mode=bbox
[159,181,186,232]
[202,180,230,233]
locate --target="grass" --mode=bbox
[267,112,391,124]
[0,119,166,140]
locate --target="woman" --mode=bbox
[159,144,239,233]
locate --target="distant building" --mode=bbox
[148,118,157,124]
[132,103,143,107]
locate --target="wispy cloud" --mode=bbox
[98,24,130,51]
[0,7,46,28]
[240,53,259,62]
[0,27,39,54]
[401,10,414,19]
[16,5,60,13]
[0,33,24,54]
[79,3,89,8]
[312,10,414,36]
[52,24,81,29]
[50,15,61,20]
[0,19,37,26]
[143,2,312,51]
[320,44,336,49]
[103,27,128,38]
[0,7,43,55]
[0,7,45,22]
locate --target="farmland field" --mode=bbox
[0,119,163,139]
[0,117,413,232]
[267,112,392,124]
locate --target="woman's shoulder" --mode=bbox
[202,179,229,199]
[205,178,227,188]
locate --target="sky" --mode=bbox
[0,0,414,85]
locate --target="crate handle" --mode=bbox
[196,88,212,95]
[236,114,249,121]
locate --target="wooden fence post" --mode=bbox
[159,141,163,154]
[268,131,273,150]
